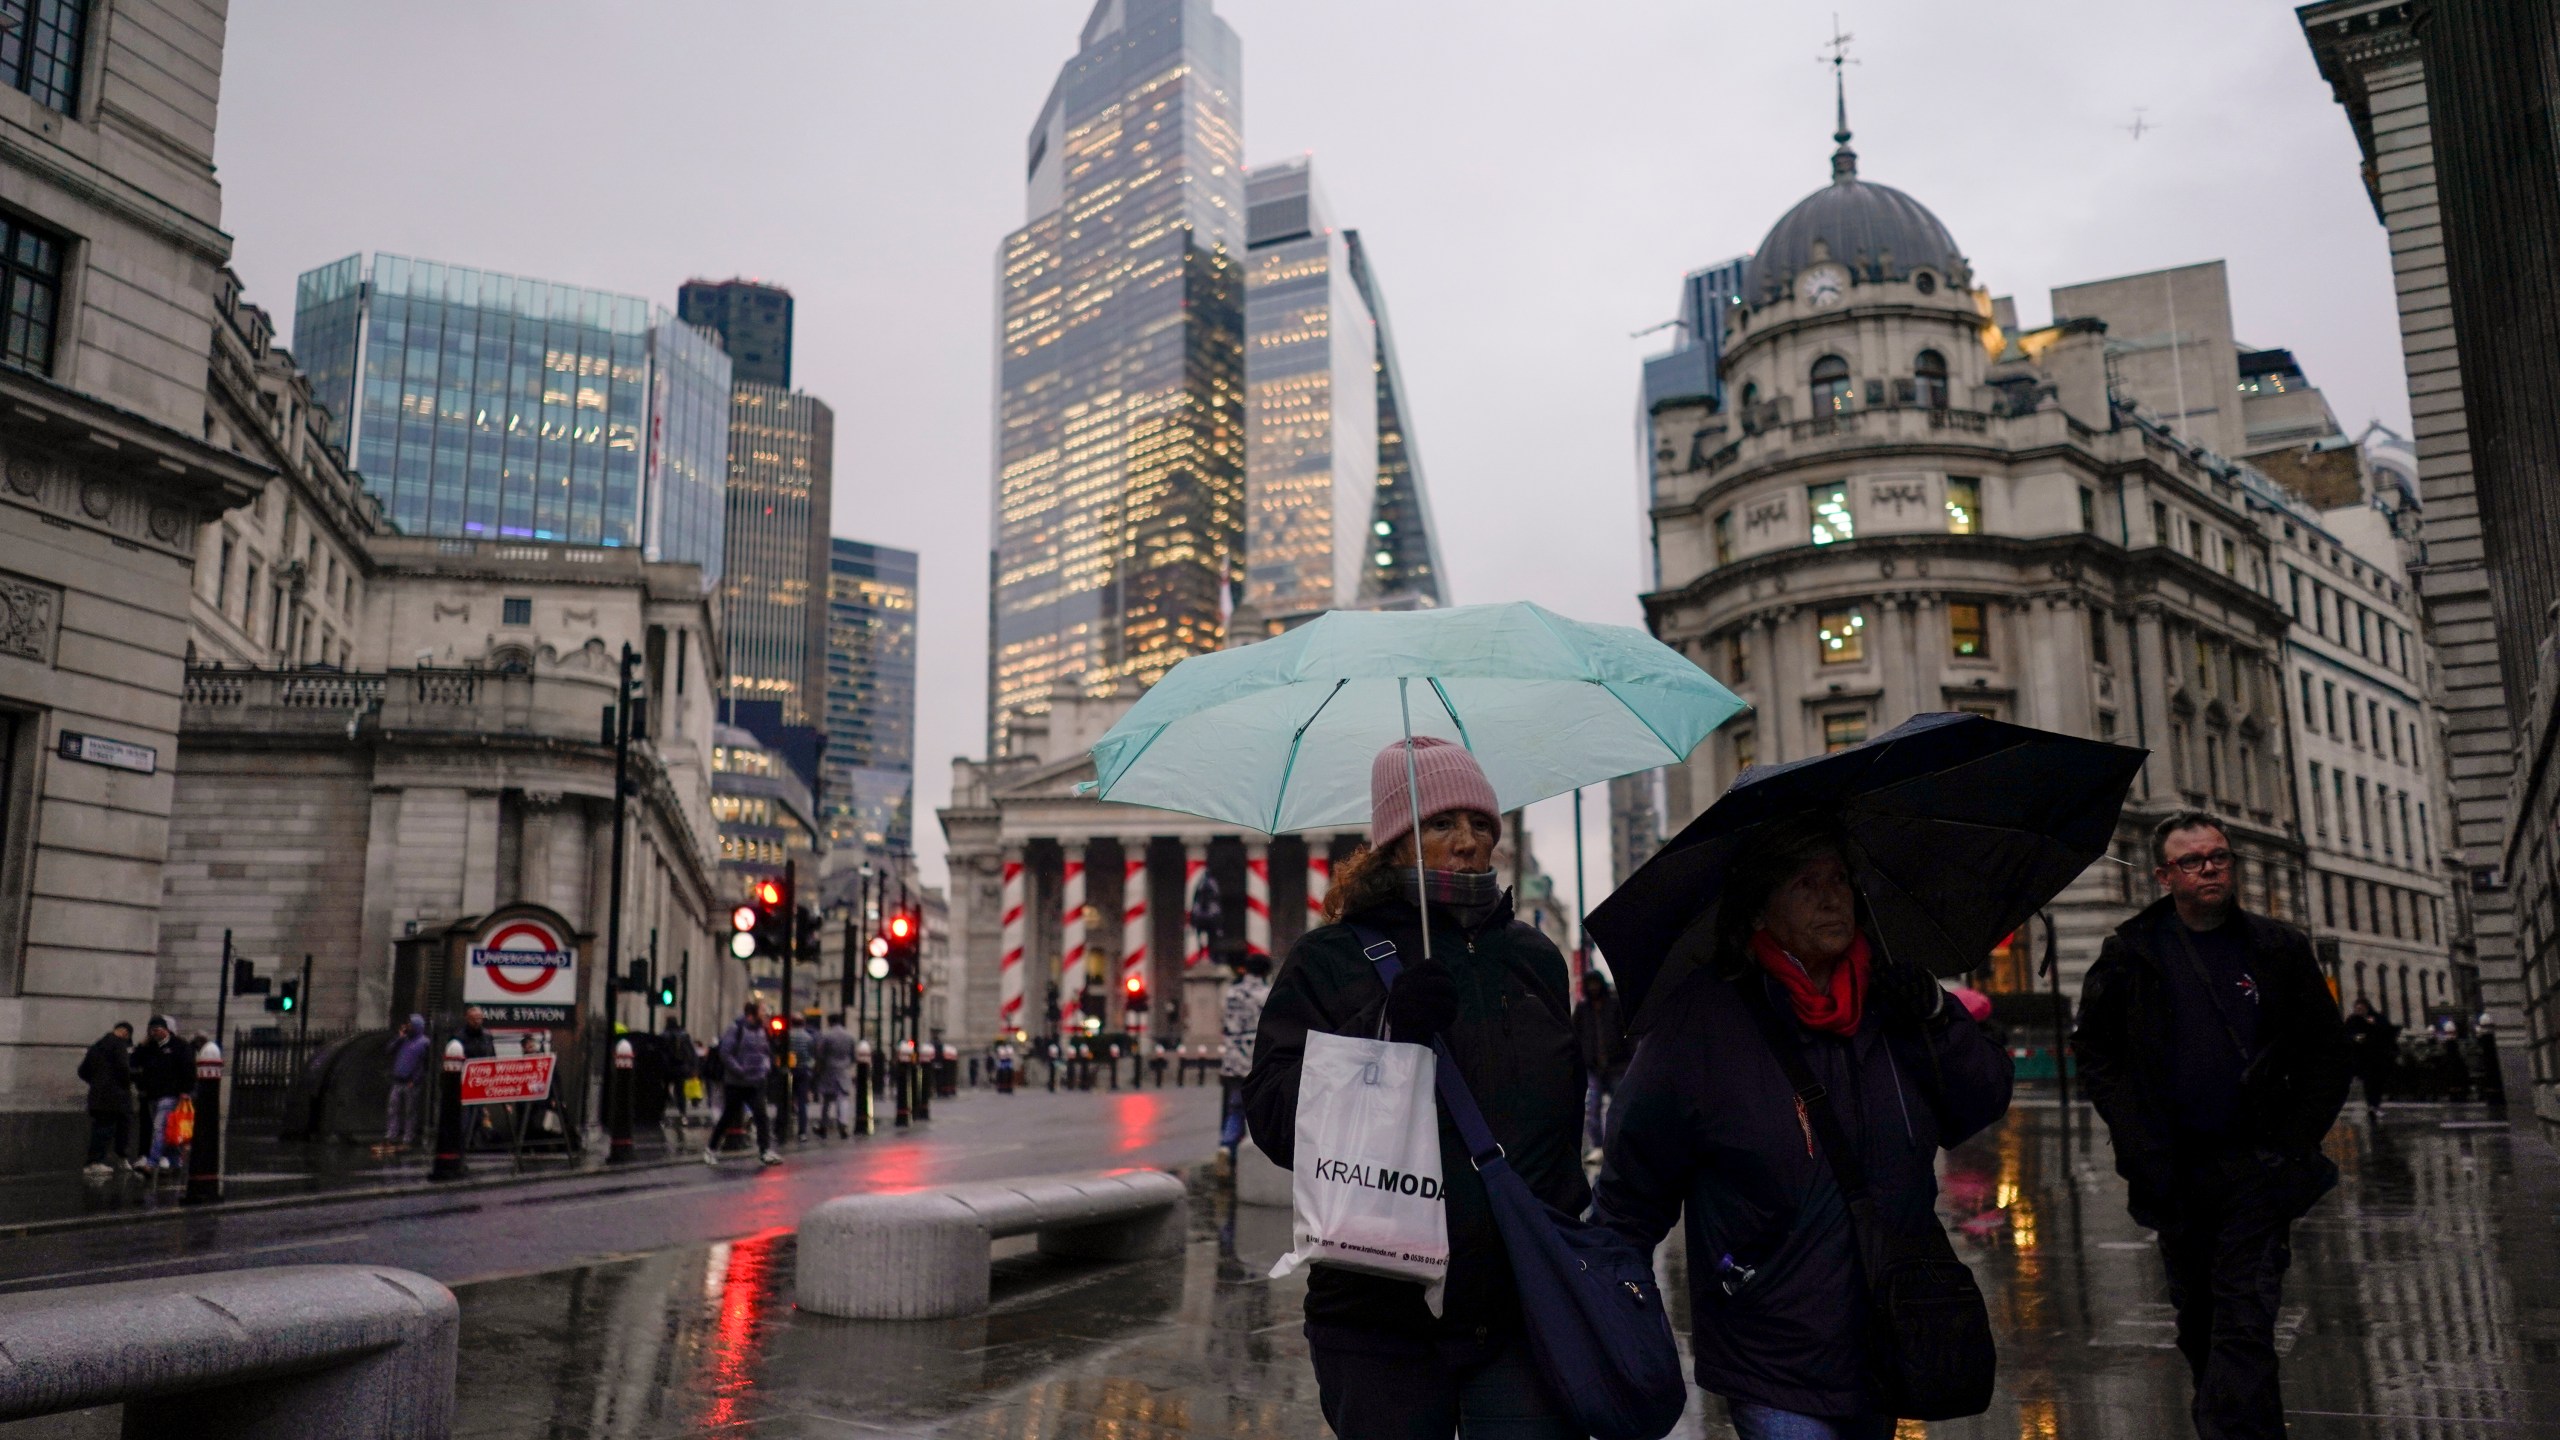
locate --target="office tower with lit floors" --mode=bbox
[293,255,732,580]
[826,539,919,861]
[1238,157,1444,630]
[989,0,1246,752]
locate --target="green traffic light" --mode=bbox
[278,995,294,1012]
[657,986,676,1007]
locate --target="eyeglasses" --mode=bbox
[2166,849,2234,876]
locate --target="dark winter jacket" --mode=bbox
[1244,894,1587,1345]
[2072,897,2351,1231]
[131,1033,196,1103]
[388,1015,431,1085]
[2343,1012,2400,1078]
[1573,990,1634,1088]
[716,1015,773,1087]
[661,1025,696,1079]
[459,1024,497,1060]
[77,1032,132,1115]
[1593,954,2012,1417]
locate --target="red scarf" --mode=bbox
[1750,929,1870,1036]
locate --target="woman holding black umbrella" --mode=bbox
[1593,817,2013,1439]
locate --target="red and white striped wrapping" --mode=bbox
[997,858,1027,1034]
[1245,844,1271,957]
[1121,855,1149,1011]
[1058,854,1087,1032]
[1306,849,1332,928]
[1185,844,1211,967]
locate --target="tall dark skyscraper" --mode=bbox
[683,277,834,737]
[678,279,794,389]
[989,0,1245,752]
[827,539,919,856]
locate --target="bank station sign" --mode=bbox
[462,913,579,1025]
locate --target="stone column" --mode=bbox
[1306,843,1333,931]
[1244,840,1271,959]
[1058,841,1088,1034]
[2134,606,2173,801]
[1120,848,1150,1028]
[998,849,1028,1039]
[1183,841,1211,967]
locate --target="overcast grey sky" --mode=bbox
[215,1,2404,907]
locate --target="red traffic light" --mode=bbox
[730,905,758,932]
[886,912,915,942]
[753,879,784,909]
[1124,974,1146,995]
[766,1015,786,1034]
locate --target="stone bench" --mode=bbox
[796,1169,1188,1319]
[0,1264,458,1438]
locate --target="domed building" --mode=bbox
[1641,114,2312,998]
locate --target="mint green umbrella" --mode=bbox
[1086,600,1746,840]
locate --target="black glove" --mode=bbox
[1870,962,1950,1032]
[1385,958,1460,1042]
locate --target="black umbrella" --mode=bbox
[1588,712,2146,1014]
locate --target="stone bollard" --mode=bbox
[894,1039,914,1128]
[183,1041,223,1206]
[607,1038,635,1164]
[854,1040,874,1135]
[429,1040,466,1182]
[0,1264,458,1437]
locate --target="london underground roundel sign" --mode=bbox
[464,911,578,1025]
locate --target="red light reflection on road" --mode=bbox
[1114,1092,1162,1152]
[700,1225,788,1428]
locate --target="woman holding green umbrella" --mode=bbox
[1244,737,1588,1440]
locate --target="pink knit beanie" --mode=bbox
[1369,737,1501,850]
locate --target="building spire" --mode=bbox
[1821,15,1858,181]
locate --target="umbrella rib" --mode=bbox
[1593,676,1688,763]
[1267,678,1349,833]
[1426,676,1474,753]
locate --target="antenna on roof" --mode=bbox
[1819,15,1860,180]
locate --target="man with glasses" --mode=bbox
[2076,811,2349,1440]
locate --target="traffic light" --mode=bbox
[656,975,679,1008]
[265,977,299,1014]
[881,909,919,979]
[729,904,758,959]
[1123,971,1149,1014]
[230,957,270,998]
[618,958,650,995]
[730,878,788,961]
[795,906,823,966]
[766,1013,787,1037]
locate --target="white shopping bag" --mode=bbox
[1269,1027,1449,1314]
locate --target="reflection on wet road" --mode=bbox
[434,1102,2560,1438]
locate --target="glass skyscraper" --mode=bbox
[826,538,918,856]
[294,254,732,582]
[990,0,1245,752]
[678,279,793,389]
[1637,256,1749,588]
[1241,157,1444,622]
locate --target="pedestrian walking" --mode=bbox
[815,1013,857,1138]
[77,1022,135,1176]
[132,1016,195,1174]
[2074,811,2351,1440]
[384,1013,430,1149]
[2343,998,2399,1118]
[1572,968,1632,1162]
[790,1011,819,1140]
[1245,737,1589,1439]
[1594,817,2014,1438]
[661,1016,697,1124]
[458,1005,497,1058]
[703,999,782,1166]
[1219,950,1271,1164]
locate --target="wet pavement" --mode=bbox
[438,1101,2560,1439]
[4,1096,2557,1437]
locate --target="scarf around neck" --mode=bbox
[1389,867,1510,931]
[1749,928,1871,1036]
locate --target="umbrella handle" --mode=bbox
[1400,678,1432,962]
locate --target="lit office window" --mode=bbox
[1810,355,1853,412]
[1949,602,1988,658]
[1945,476,1980,534]
[1817,607,1865,664]
[1913,350,1949,409]
[1810,484,1854,545]
[1823,713,1868,752]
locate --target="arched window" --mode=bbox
[1810,355,1853,413]
[1914,349,1949,409]
[1739,380,1759,412]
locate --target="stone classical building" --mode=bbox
[0,1,274,1170]
[1642,115,2311,995]
[939,692,1564,1046]
[159,538,735,1112]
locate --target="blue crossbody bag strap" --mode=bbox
[1354,926,1503,1167]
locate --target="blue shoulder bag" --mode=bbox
[1357,927,1688,1440]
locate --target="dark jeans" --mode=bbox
[85,1109,127,1165]
[1726,1402,1895,1440]
[710,1083,773,1153]
[2159,1156,2297,1440]
[2353,1065,2392,1112]
[1306,1329,1576,1440]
